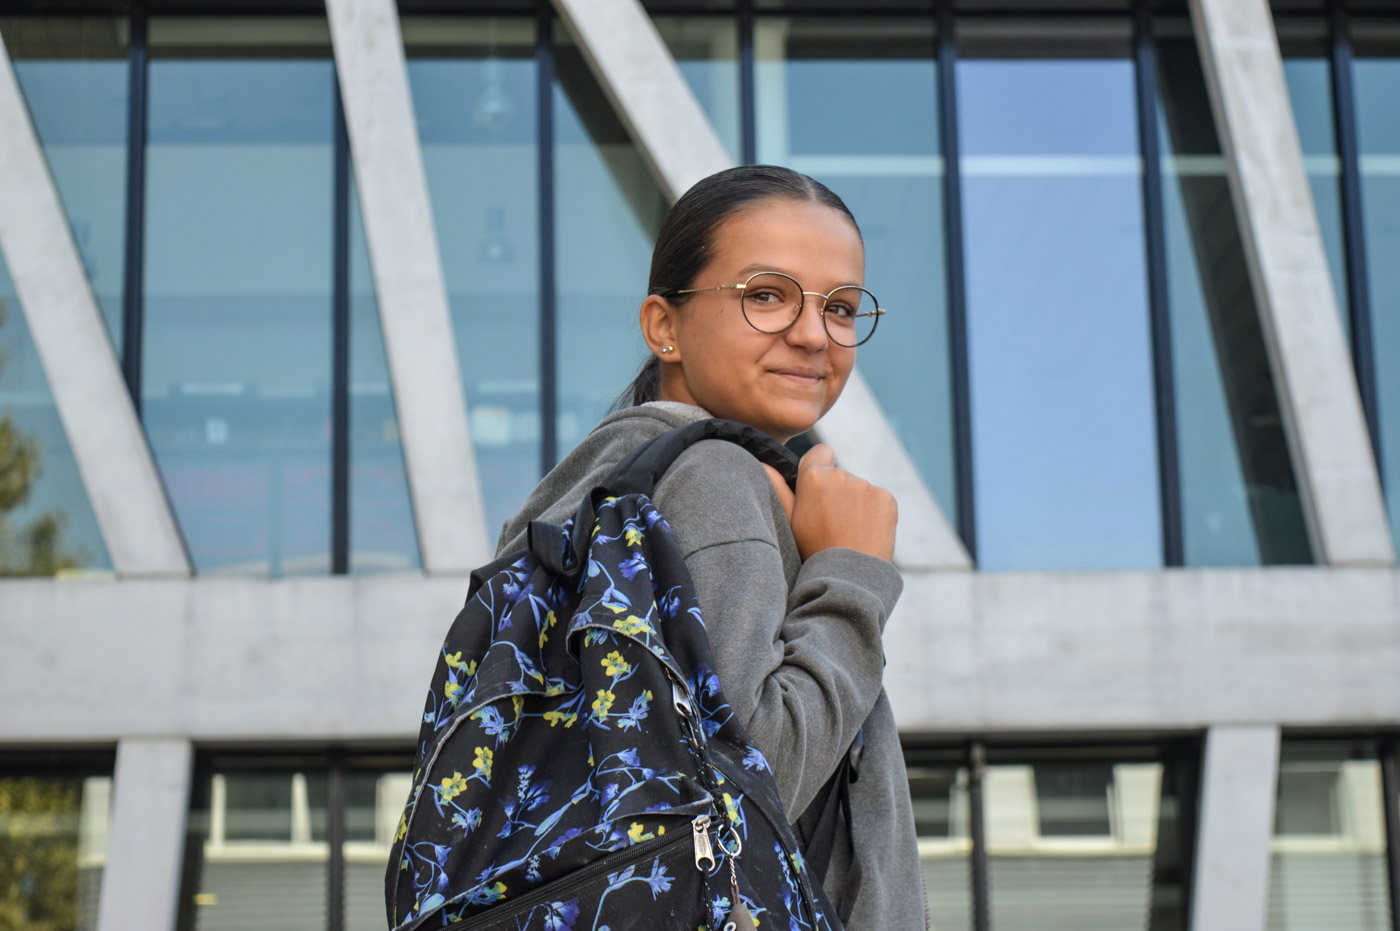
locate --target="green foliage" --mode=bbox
[0,299,82,576]
[0,778,82,931]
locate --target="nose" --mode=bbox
[785,294,831,350]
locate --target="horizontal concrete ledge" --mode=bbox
[1,567,1397,743]
[886,567,1400,735]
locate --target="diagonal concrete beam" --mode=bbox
[326,0,491,574]
[1190,0,1394,567]
[553,0,970,570]
[95,738,193,931]
[0,38,189,578]
[1190,725,1279,931]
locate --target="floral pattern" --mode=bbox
[387,487,839,931]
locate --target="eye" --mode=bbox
[747,288,786,306]
[824,301,857,320]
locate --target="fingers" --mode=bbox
[763,463,796,522]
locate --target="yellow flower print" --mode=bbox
[540,610,557,649]
[592,689,615,720]
[723,792,742,825]
[601,651,631,677]
[444,680,461,704]
[445,651,477,676]
[625,526,644,546]
[395,811,408,841]
[614,615,653,636]
[627,822,658,843]
[439,771,468,802]
[473,746,493,781]
[543,709,577,728]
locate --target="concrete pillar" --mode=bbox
[554,0,971,570]
[96,738,194,931]
[1191,725,1280,931]
[1190,0,1394,567]
[325,0,491,573]
[0,37,189,578]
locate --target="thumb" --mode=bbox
[762,464,796,523]
[798,443,836,477]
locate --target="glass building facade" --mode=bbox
[13,0,1392,577]
[3,2,1399,931]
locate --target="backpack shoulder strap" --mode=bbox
[606,417,799,497]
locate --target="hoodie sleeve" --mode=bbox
[652,439,902,817]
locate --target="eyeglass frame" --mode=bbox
[666,270,886,348]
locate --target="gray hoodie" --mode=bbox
[497,401,927,929]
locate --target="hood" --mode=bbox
[494,401,713,555]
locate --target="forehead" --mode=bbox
[708,198,865,284]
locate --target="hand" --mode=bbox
[762,444,897,562]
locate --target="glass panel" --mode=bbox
[983,756,1176,930]
[0,17,129,348]
[1353,21,1400,556]
[958,20,1161,570]
[142,18,335,576]
[0,253,111,575]
[1269,741,1393,930]
[654,17,740,164]
[754,18,958,530]
[0,770,111,931]
[907,760,973,931]
[348,172,420,573]
[553,30,668,457]
[1156,25,1313,565]
[1278,21,1350,331]
[345,769,413,931]
[185,769,329,930]
[402,17,542,538]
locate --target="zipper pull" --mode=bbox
[692,814,715,871]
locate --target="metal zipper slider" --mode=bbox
[692,814,715,871]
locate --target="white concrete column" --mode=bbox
[326,0,491,574]
[1191,725,1280,931]
[0,38,189,578]
[96,738,194,931]
[554,0,970,570]
[1190,0,1394,567]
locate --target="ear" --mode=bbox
[639,294,683,362]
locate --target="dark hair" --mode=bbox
[615,165,861,409]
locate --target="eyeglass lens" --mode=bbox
[739,272,879,347]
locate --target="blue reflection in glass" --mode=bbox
[143,45,334,576]
[0,254,111,574]
[406,27,542,538]
[553,35,667,456]
[959,58,1161,570]
[7,22,128,353]
[1354,55,1400,552]
[348,182,420,574]
[754,19,956,527]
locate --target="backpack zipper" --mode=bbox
[430,815,714,931]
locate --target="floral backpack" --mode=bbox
[385,419,853,931]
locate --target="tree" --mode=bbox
[0,778,84,931]
[0,298,83,576]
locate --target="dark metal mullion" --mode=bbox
[1328,2,1384,481]
[121,5,149,411]
[538,2,557,474]
[326,751,347,931]
[1133,3,1184,568]
[1380,738,1400,931]
[739,0,756,165]
[937,2,977,562]
[967,741,990,931]
[331,85,351,576]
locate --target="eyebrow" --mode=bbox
[732,263,863,288]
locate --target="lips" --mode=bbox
[770,367,825,382]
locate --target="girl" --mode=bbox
[494,165,925,928]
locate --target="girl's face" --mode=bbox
[651,198,864,442]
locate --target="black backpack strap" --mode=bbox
[796,727,862,893]
[555,419,799,572]
[606,418,798,497]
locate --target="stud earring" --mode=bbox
[660,346,675,354]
